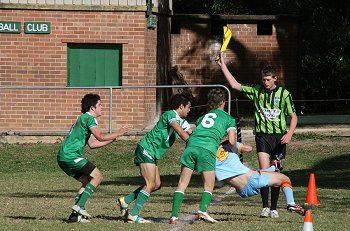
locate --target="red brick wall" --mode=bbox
[0,9,157,133]
[0,10,298,134]
[170,20,298,115]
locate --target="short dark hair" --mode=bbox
[207,88,226,110]
[261,65,277,77]
[169,93,191,110]
[81,93,101,113]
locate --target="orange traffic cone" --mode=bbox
[302,210,313,231]
[305,173,320,205]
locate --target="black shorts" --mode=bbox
[73,161,96,180]
[255,133,286,160]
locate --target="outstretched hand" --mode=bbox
[117,125,133,137]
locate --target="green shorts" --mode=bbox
[180,146,216,172]
[134,144,157,165]
[57,157,89,178]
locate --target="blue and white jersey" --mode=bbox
[215,142,250,181]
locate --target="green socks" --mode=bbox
[171,191,184,218]
[130,190,150,216]
[199,191,212,212]
[76,182,96,208]
[124,186,143,204]
[74,193,82,204]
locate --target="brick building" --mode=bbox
[0,1,299,136]
[0,0,162,136]
[170,14,299,117]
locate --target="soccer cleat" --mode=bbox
[272,159,283,171]
[260,207,270,218]
[72,205,91,218]
[126,214,151,223]
[77,215,91,223]
[270,210,279,218]
[67,211,79,222]
[287,204,306,216]
[67,211,91,223]
[116,197,129,216]
[198,211,218,223]
[169,216,178,225]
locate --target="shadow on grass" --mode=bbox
[5,216,37,220]
[94,214,125,221]
[285,153,350,189]
[103,174,203,188]
[104,153,350,190]
[8,193,59,198]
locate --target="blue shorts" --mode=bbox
[238,171,270,198]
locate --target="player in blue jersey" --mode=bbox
[216,140,306,216]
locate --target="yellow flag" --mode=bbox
[220,26,232,52]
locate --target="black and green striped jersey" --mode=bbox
[241,85,296,134]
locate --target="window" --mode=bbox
[171,18,181,34]
[257,21,273,35]
[67,43,122,87]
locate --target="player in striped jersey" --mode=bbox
[216,54,298,218]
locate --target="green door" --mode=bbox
[67,43,122,87]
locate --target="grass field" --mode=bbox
[0,132,349,231]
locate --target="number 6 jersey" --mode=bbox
[186,108,236,154]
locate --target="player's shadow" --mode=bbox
[284,153,350,189]
[103,174,203,188]
[5,215,37,220]
[94,214,125,221]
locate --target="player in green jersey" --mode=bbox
[116,93,192,223]
[57,93,131,222]
[169,88,237,224]
[216,54,298,218]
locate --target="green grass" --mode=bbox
[0,136,349,231]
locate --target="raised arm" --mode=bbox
[215,53,242,91]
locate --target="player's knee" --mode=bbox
[281,174,290,183]
[93,171,103,184]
